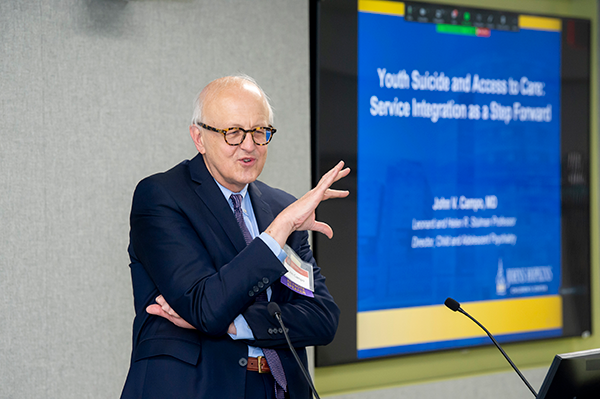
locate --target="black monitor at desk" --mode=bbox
[538,348,600,399]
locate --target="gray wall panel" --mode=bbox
[1,1,309,397]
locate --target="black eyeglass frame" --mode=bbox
[195,122,276,146]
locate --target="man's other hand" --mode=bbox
[146,295,195,329]
[146,295,237,334]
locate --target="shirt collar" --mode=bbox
[214,179,249,202]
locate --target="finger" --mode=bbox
[315,161,345,190]
[228,322,237,335]
[311,221,333,239]
[147,304,168,318]
[316,165,350,197]
[147,304,195,329]
[324,161,346,183]
[300,162,346,203]
[332,167,351,184]
[166,306,178,317]
[160,301,174,316]
[155,295,173,314]
[323,188,350,200]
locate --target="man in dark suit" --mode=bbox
[121,75,349,399]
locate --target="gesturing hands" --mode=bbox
[265,160,350,248]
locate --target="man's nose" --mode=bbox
[239,131,256,150]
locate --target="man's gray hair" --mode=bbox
[190,74,274,126]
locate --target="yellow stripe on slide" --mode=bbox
[519,15,561,32]
[358,0,405,17]
[358,295,562,350]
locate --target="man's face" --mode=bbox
[190,82,270,193]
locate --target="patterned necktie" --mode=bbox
[230,194,287,399]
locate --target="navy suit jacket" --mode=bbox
[121,154,340,399]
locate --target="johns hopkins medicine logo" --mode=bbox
[495,258,554,296]
[496,258,507,296]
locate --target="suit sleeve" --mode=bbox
[130,176,288,337]
[241,228,340,349]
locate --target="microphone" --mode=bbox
[267,302,321,399]
[444,298,538,397]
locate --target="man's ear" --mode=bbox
[189,125,206,154]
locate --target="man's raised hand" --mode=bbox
[266,160,350,247]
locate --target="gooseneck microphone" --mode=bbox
[444,298,538,397]
[267,302,321,399]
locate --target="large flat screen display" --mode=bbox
[312,0,590,366]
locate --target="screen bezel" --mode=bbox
[311,0,591,367]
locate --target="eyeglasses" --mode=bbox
[196,122,276,146]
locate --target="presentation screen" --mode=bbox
[313,0,590,366]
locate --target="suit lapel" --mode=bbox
[248,182,285,299]
[187,154,283,296]
[188,154,247,253]
[248,182,275,233]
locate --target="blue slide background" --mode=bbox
[357,12,562,357]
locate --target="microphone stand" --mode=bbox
[268,302,321,399]
[445,298,538,398]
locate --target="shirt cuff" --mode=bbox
[259,232,287,263]
[228,314,255,340]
